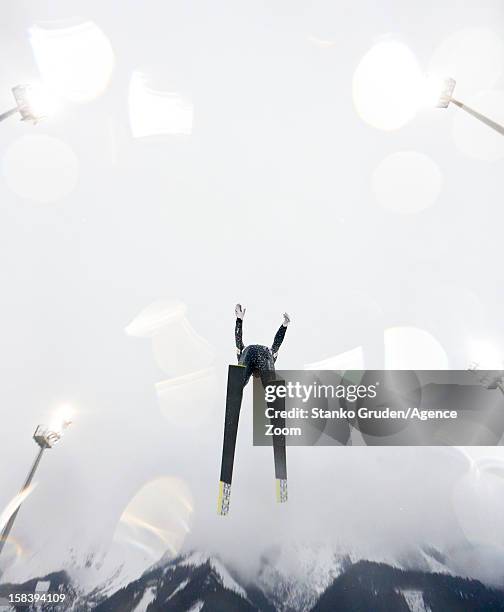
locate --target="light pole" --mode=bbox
[0,422,71,560]
[437,77,504,136]
[0,84,56,125]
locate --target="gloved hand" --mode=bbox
[235,303,246,319]
[283,312,291,327]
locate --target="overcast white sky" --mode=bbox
[1,0,504,590]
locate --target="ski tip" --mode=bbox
[217,480,231,516]
[276,478,288,503]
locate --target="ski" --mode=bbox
[266,378,288,503]
[218,364,246,515]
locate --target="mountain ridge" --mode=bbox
[1,547,504,611]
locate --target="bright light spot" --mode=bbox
[126,299,215,377]
[305,346,364,371]
[26,83,61,117]
[151,323,215,377]
[466,339,504,370]
[13,83,61,120]
[372,151,443,213]
[419,74,453,108]
[429,28,504,99]
[129,72,193,138]
[452,454,504,555]
[29,21,114,103]
[29,85,61,117]
[476,457,504,479]
[452,90,504,161]
[307,35,337,48]
[48,403,74,434]
[0,485,37,534]
[156,367,217,427]
[0,536,25,570]
[2,134,79,204]
[125,299,187,338]
[353,40,424,130]
[385,327,449,369]
[419,74,445,108]
[442,446,476,473]
[115,477,193,562]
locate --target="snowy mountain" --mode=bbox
[1,548,504,611]
[0,571,78,611]
[91,551,271,612]
[312,561,504,612]
[255,543,354,611]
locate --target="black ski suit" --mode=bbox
[235,317,287,387]
[217,316,289,505]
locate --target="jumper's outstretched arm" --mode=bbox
[271,312,290,360]
[235,304,245,361]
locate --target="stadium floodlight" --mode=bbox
[436,77,504,136]
[435,77,457,109]
[0,84,58,125]
[0,418,72,560]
